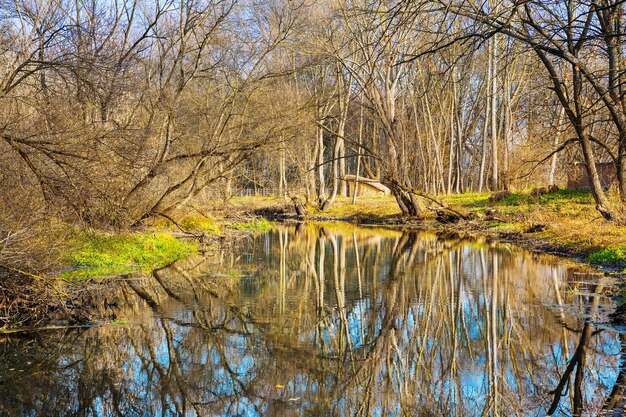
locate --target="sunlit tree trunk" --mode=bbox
[352,95,365,204]
[490,35,499,191]
[548,106,566,186]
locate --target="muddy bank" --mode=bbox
[0,269,120,331]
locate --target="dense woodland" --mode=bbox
[2,0,626,239]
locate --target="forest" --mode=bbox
[1,0,626,270]
[3,1,626,415]
[0,0,626,226]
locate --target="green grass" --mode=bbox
[588,244,626,268]
[497,194,525,206]
[537,189,592,204]
[443,191,524,207]
[63,232,198,280]
[443,189,593,209]
[229,218,272,232]
[443,192,491,208]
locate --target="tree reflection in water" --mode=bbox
[0,223,622,416]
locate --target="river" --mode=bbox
[0,223,623,416]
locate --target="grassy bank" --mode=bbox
[63,232,199,280]
[442,189,625,268]
[444,190,626,269]
[222,191,625,271]
[63,216,273,280]
[0,213,276,330]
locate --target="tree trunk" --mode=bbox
[387,181,421,217]
[455,107,463,193]
[447,106,455,194]
[502,69,510,191]
[478,54,491,193]
[352,96,365,204]
[339,139,347,197]
[317,123,325,203]
[581,136,615,221]
[279,147,286,197]
[618,147,626,206]
[305,142,314,203]
[616,145,626,203]
[490,36,499,191]
[321,131,342,210]
[548,106,566,186]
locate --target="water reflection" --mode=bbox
[0,223,622,416]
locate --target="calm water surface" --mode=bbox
[0,223,623,416]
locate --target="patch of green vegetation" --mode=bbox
[588,244,626,267]
[443,193,490,208]
[111,319,129,325]
[445,189,593,210]
[495,193,526,206]
[444,191,525,208]
[149,214,221,234]
[537,189,592,204]
[64,232,198,280]
[230,218,272,232]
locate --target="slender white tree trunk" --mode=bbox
[352,95,365,204]
[317,119,326,201]
[490,36,499,191]
[478,58,491,193]
[548,106,566,186]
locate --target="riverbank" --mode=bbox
[223,190,625,272]
[0,217,271,331]
[2,189,624,332]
